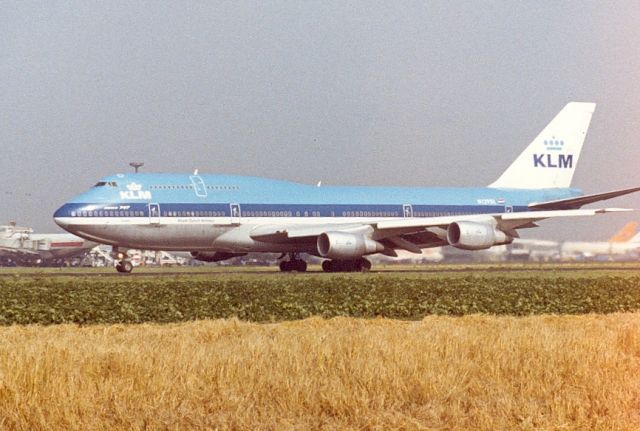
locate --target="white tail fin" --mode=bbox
[489,102,596,189]
[629,231,640,244]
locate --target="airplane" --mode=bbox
[53,102,640,273]
[557,221,640,260]
[0,222,98,266]
[510,221,640,261]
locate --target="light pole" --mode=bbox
[129,162,144,173]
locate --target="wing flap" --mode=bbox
[250,223,368,243]
[0,247,39,256]
[387,236,423,254]
[375,208,631,236]
[249,208,631,246]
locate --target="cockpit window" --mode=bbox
[94,182,107,187]
[93,181,118,187]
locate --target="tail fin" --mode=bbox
[609,221,638,243]
[628,231,640,244]
[489,102,596,189]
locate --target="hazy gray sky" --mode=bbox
[2,1,640,240]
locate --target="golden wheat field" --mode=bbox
[0,314,639,430]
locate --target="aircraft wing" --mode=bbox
[250,223,368,243]
[249,208,631,253]
[0,246,40,256]
[528,186,640,210]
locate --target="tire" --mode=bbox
[359,258,372,272]
[322,260,333,272]
[295,260,307,272]
[279,261,291,272]
[281,260,307,272]
[116,261,133,273]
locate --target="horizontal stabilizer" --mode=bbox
[529,186,640,210]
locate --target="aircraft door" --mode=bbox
[190,175,208,197]
[149,203,161,225]
[230,203,241,224]
[403,204,413,218]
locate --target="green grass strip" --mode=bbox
[0,272,639,325]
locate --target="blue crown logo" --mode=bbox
[543,137,564,151]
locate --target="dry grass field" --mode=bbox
[0,314,639,430]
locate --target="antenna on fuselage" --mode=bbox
[317,181,322,187]
[194,169,199,175]
[129,162,144,173]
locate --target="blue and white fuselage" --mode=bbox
[52,102,640,272]
[53,173,581,251]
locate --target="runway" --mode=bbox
[1,263,639,277]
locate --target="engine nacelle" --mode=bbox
[446,221,512,251]
[190,251,247,262]
[317,232,384,260]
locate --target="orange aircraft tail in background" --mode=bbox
[609,221,638,243]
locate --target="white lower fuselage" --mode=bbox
[54,216,414,253]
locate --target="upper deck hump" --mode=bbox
[83,173,580,206]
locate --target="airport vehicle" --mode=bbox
[53,102,640,272]
[0,222,98,266]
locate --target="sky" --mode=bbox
[1,1,640,240]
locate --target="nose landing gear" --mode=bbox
[113,248,133,273]
[115,260,134,273]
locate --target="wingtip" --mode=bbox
[567,101,597,112]
[597,208,634,213]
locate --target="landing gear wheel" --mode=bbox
[279,259,308,272]
[322,260,334,272]
[295,260,307,272]
[359,258,372,272]
[116,261,133,273]
[322,258,371,272]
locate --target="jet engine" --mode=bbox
[446,221,512,250]
[190,251,247,262]
[317,232,384,260]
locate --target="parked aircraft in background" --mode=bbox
[54,102,640,272]
[511,221,640,261]
[373,247,444,264]
[561,224,640,259]
[0,222,98,265]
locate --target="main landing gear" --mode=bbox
[322,258,372,273]
[279,254,308,272]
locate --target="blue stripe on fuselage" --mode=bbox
[54,202,530,219]
[55,173,583,219]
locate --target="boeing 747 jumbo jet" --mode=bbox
[54,102,640,272]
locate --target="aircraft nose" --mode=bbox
[53,205,71,230]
